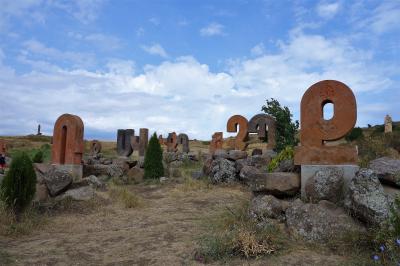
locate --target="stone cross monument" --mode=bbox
[384,115,393,133]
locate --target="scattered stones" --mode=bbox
[305,167,344,203]
[344,169,391,226]
[59,186,95,201]
[209,158,236,184]
[44,167,73,196]
[369,157,400,187]
[248,172,300,197]
[286,199,365,242]
[249,195,288,222]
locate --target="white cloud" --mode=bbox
[149,17,160,26]
[251,43,265,56]
[136,27,145,37]
[369,2,400,34]
[316,2,340,19]
[200,23,225,37]
[141,43,168,58]
[0,31,397,139]
[69,32,122,50]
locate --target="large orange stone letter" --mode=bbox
[294,80,358,165]
[227,115,249,151]
[52,114,84,165]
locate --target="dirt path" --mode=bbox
[0,182,351,266]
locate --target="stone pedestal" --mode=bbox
[301,165,359,199]
[54,164,83,182]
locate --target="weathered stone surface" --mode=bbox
[126,167,144,183]
[227,115,249,151]
[384,114,393,133]
[294,80,358,165]
[83,164,109,177]
[34,184,48,202]
[305,167,344,203]
[249,155,272,169]
[84,175,105,190]
[286,199,365,242]
[274,159,296,173]
[210,158,236,184]
[117,129,134,157]
[44,167,73,196]
[203,158,213,176]
[139,128,149,156]
[249,195,287,222]
[177,133,190,153]
[228,150,248,161]
[369,157,400,187]
[89,140,102,156]
[209,132,223,154]
[248,114,276,149]
[212,149,229,159]
[239,165,261,183]
[251,149,263,156]
[248,172,300,197]
[344,169,391,226]
[60,186,95,201]
[52,114,84,165]
[33,163,50,184]
[167,132,178,152]
[107,164,125,178]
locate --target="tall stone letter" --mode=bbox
[177,133,190,153]
[167,132,178,152]
[90,140,102,156]
[209,132,223,154]
[248,114,276,149]
[227,115,249,151]
[117,129,134,157]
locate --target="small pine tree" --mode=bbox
[262,98,299,152]
[144,133,164,179]
[32,150,44,163]
[0,152,37,222]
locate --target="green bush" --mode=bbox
[0,152,37,222]
[144,133,164,179]
[345,127,364,142]
[261,98,299,152]
[32,150,44,163]
[268,146,294,172]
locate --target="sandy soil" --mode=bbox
[0,182,352,266]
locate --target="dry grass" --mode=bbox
[108,185,143,208]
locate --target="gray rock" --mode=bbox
[239,165,261,183]
[212,149,229,160]
[107,164,125,178]
[247,171,300,197]
[84,175,105,190]
[344,169,391,226]
[252,148,263,156]
[286,199,365,242]
[235,158,249,173]
[248,155,271,170]
[44,167,73,197]
[191,170,203,179]
[274,159,296,173]
[83,164,109,177]
[249,195,288,222]
[60,186,95,201]
[228,150,248,161]
[305,167,344,203]
[210,158,236,184]
[369,157,400,187]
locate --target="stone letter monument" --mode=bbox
[117,129,134,157]
[248,114,276,150]
[226,115,249,151]
[384,115,393,133]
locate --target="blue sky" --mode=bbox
[0,0,399,140]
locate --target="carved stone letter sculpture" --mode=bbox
[209,132,223,154]
[167,132,178,152]
[117,129,134,157]
[90,140,102,156]
[52,114,84,165]
[248,114,276,149]
[130,128,149,156]
[227,115,249,151]
[177,133,190,153]
[294,80,358,165]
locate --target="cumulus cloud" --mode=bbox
[0,32,396,139]
[200,22,225,36]
[369,1,400,34]
[68,32,123,51]
[250,43,265,56]
[316,2,340,19]
[141,43,168,58]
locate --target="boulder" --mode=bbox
[228,150,248,161]
[249,195,288,222]
[126,167,144,183]
[44,167,73,196]
[248,171,300,197]
[235,158,249,173]
[84,175,105,190]
[212,149,229,160]
[248,155,272,169]
[305,167,344,203]
[107,164,125,178]
[274,159,296,173]
[59,186,95,201]
[83,164,109,177]
[369,157,400,187]
[210,158,236,184]
[344,169,391,226]
[251,148,263,156]
[239,165,261,183]
[286,199,365,242]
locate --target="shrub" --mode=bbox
[261,98,299,152]
[0,152,37,222]
[144,133,164,179]
[345,127,364,142]
[268,146,294,172]
[32,150,44,163]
